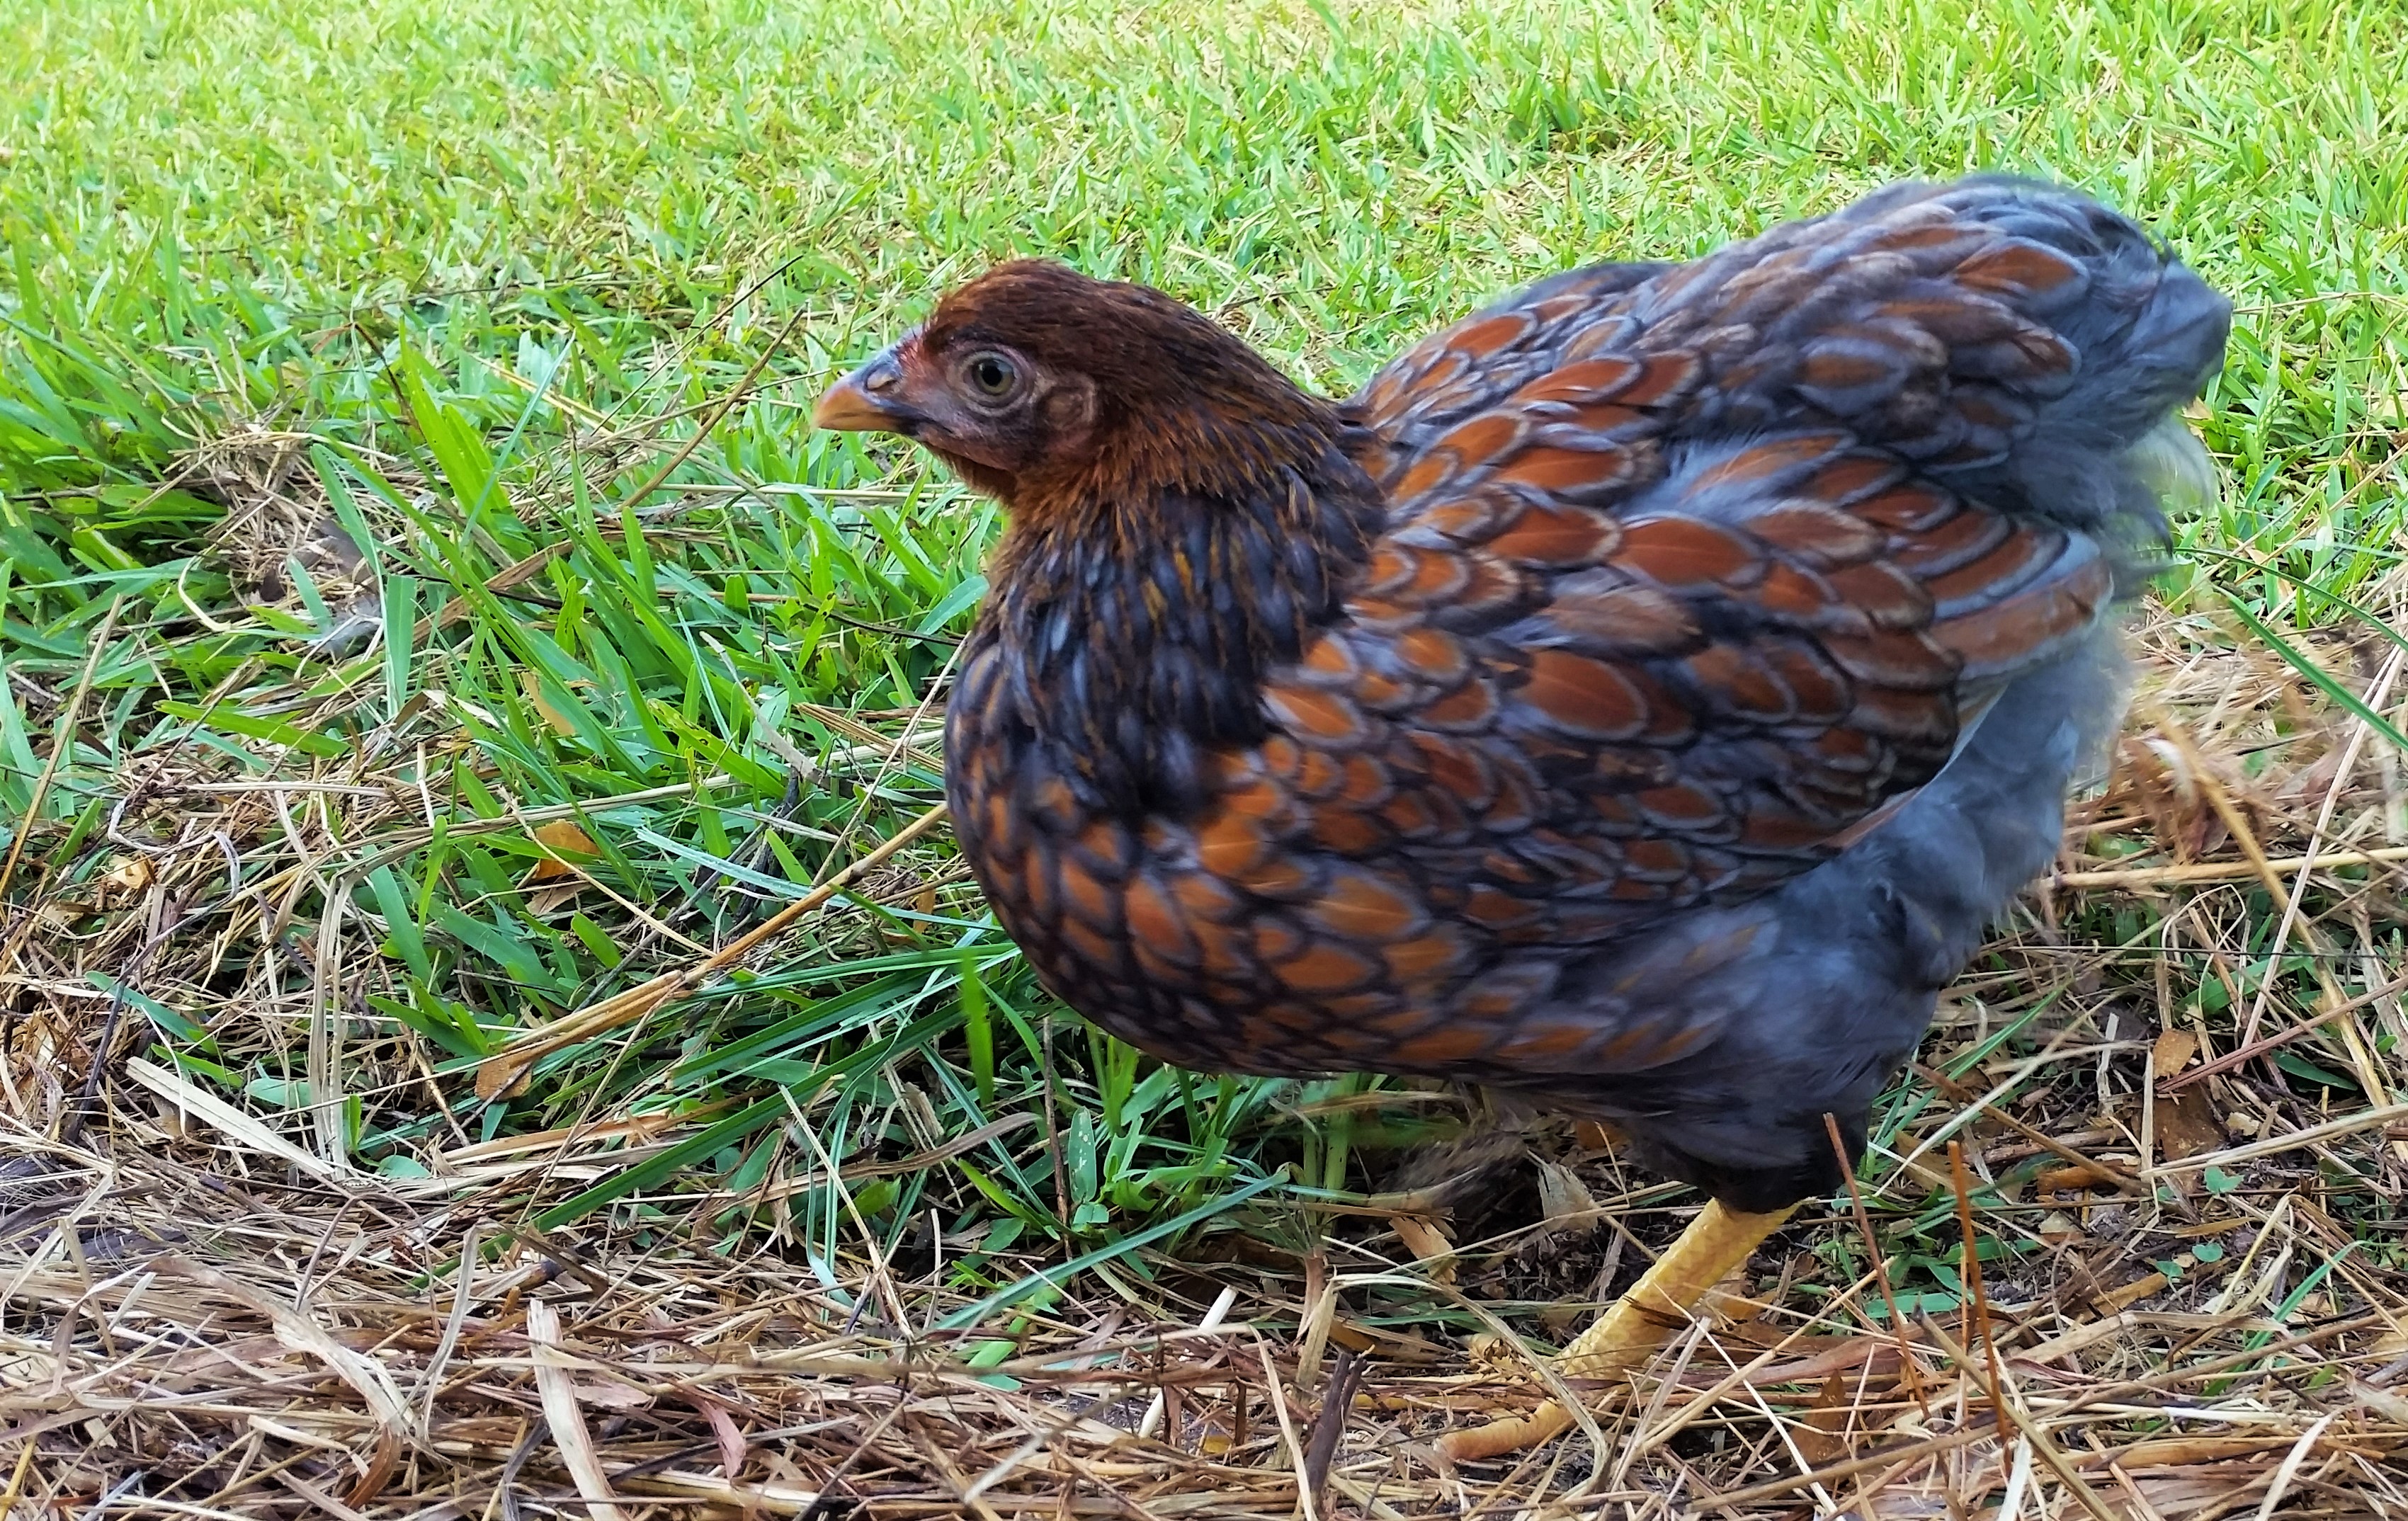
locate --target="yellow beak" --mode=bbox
[812,346,909,432]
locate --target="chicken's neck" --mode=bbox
[959,426,1385,820]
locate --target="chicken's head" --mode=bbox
[813,259,1331,514]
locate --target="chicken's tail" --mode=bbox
[1647,174,2232,551]
[1906,176,2232,547]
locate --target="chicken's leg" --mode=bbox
[1436,1199,1798,1462]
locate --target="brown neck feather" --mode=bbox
[954,404,1384,819]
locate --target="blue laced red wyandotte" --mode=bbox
[816,178,2229,1458]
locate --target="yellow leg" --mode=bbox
[1437,1199,1799,1462]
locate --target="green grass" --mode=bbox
[2,0,2403,1327]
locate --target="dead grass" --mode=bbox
[4,585,2407,1519]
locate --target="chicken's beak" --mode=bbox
[812,346,912,433]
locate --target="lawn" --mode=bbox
[1,0,2404,1513]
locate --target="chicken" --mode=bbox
[814,177,2228,1455]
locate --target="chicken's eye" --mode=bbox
[963,352,1019,400]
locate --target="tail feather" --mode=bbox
[1925,178,2232,533]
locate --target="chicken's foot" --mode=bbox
[1436,1197,1799,1462]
